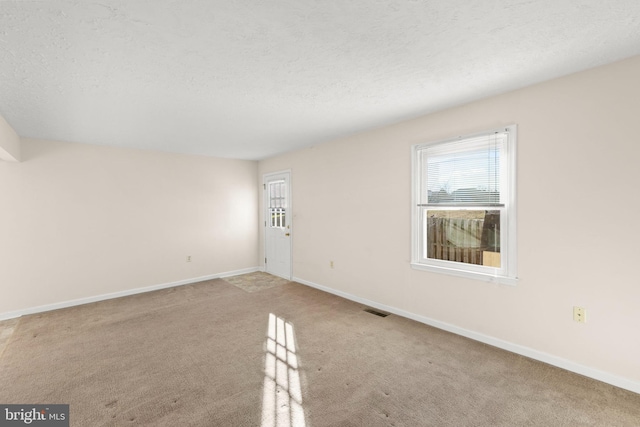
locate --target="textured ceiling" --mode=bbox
[1,1,640,160]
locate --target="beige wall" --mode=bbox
[0,139,258,315]
[0,114,21,162]
[259,56,640,388]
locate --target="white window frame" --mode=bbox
[411,125,518,285]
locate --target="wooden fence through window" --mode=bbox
[427,217,485,265]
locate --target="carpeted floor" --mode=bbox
[0,274,639,426]
[223,271,291,293]
[0,317,18,359]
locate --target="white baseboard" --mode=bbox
[293,276,640,395]
[0,266,260,321]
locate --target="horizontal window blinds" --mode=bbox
[420,132,506,206]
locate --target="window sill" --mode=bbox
[410,262,518,286]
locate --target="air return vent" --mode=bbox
[363,308,389,317]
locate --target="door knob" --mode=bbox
[285,233,290,236]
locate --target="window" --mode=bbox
[411,125,517,284]
[268,180,287,228]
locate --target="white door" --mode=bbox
[264,171,292,279]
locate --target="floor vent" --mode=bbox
[363,308,390,317]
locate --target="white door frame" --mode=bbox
[263,170,292,280]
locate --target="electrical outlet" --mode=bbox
[573,306,586,323]
[330,260,334,269]
[187,255,192,263]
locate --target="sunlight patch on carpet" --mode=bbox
[261,313,306,427]
[223,272,290,293]
[0,318,19,360]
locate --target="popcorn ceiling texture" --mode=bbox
[1,0,640,159]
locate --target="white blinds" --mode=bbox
[269,180,286,208]
[421,132,506,206]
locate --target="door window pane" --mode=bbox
[268,180,286,228]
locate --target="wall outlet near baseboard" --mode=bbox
[330,260,334,269]
[187,255,192,262]
[573,306,586,323]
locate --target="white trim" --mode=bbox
[0,266,260,321]
[506,125,518,277]
[410,262,518,286]
[293,276,640,395]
